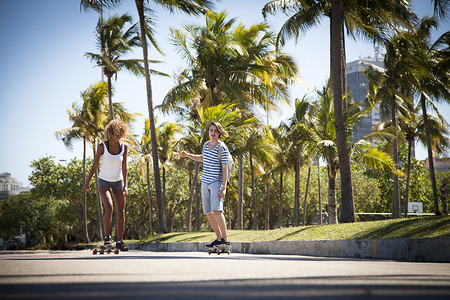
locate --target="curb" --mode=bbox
[128,238,450,262]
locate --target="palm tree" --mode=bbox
[159,10,299,118]
[269,124,293,228]
[374,104,449,217]
[364,17,450,215]
[263,0,415,223]
[57,82,138,241]
[156,122,181,229]
[297,82,401,224]
[240,125,276,230]
[288,96,312,226]
[85,14,144,121]
[81,0,213,234]
[362,37,415,218]
[410,20,450,215]
[136,118,155,235]
[56,82,110,242]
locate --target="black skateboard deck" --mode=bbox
[92,243,119,255]
[207,244,231,255]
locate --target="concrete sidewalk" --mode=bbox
[128,238,450,262]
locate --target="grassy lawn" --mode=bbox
[136,216,450,244]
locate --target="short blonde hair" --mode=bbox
[104,120,130,140]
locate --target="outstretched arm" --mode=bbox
[180,150,203,162]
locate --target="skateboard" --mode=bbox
[92,242,119,255]
[207,244,231,255]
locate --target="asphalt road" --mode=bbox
[1,250,449,299]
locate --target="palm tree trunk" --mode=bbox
[331,0,355,223]
[82,136,90,243]
[135,0,166,233]
[107,75,114,120]
[265,178,270,230]
[250,155,257,230]
[186,162,199,232]
[404,139,413,218]
[328,173,338,224]
[391,95,401,219]
[302,165,312,226]
[278,171,283,228]
[294,143,301,226]
[146,161,154,235]
[195,177,200,231]
[318,160,322,225]
[421,94,440,214]
[237,154,244,230]
[93,143,104,240]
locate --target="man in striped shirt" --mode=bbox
[180,121,231,247]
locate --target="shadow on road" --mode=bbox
[2,274,450,300]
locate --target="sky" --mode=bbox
[0,0,448,187]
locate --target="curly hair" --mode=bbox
[104,120,130,141]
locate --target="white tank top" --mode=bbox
[98,142,125,182]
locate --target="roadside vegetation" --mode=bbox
[140,216,450,244]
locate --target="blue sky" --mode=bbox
[0,0,448,186]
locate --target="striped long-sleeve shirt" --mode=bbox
[201,140,229,185]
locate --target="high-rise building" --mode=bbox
[346,57,384,143]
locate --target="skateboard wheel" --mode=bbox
[93,249,97,254]
[114,249,119,254]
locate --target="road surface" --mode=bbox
[1,250,449,299]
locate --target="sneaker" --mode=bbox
[115,241,128,251]
[220,238,231,246]
[205,239,221,248]
[104,236,112,245]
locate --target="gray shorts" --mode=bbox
[201,181,223,214]
[98,178,123,191]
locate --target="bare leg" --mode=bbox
[207,210,228,240]
[99,186,113,237]
[208,213,221,240]
[213,210,228,240]
[112,189,126,241]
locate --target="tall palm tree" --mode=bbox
[362,36,415,218]
[374,104,449,217]
[365,17,450,215]
[81,0,213,234]
[269,124,293,228]
[159,10,299,118]
[85,14,144,121]
[297,82,401,224]
[240,125,276,230]
[57,82,137,241]
[263,0,415,223]
[156,121,181,229]
[409,19,450,215]
[288,96,311,226]
[136,118,155,235]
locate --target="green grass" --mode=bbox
[135,216,450,244]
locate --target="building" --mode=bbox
[423,157,450,173]
[346,56,384,143]
[0,173,30,198]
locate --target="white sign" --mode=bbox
[408,202,423,213]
